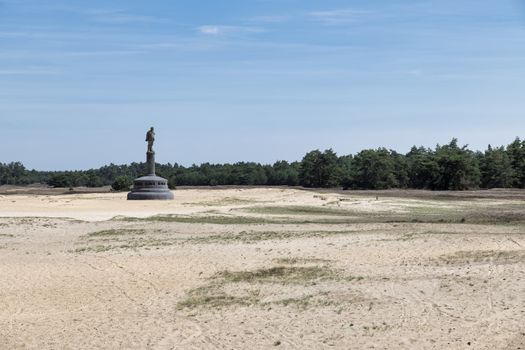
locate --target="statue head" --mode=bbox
[150,127,154,131]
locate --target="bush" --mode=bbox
[168,176,177,190]
[112,176,132,192]
[47,174,72,188]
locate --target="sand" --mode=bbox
[0,188,524,349]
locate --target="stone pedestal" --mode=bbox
[146,151,155,175]
[127,151,174,200]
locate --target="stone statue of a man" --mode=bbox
[146,127,155,153]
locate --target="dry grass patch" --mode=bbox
[216,266,341,285]
[184,229,361,245]
[72,237,177,253]
[177,285,260,310]
[177,261,362,310]
[113,212,486,226]
[272,293,340,309]
[85,229,147,238]
[246,205,356,216]
[437,250,525,265]
[273,257,333,265]
[113,214,273,225]
[74,228,175,252]
[183,197,258,207]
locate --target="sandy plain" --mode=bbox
[0,187,524,349]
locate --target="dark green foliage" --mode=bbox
[168,176,177,190]
[111,176,132,192]
[1,137,523,190]
[390,150,409,188]
[266,161,300,186]
[299,149,342,187]
[432,139,480,190]
[406,146,439,189]
[0,162,33,185]
[346,148,398,189]
[506,138,525,188]
[47,173,74,188]
[479,145,514,188]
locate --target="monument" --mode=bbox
[127,127,174,200]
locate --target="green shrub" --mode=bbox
[168,176,177,189]
[112,176,132,192]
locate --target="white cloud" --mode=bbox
[308,8,369,25]
[199,25,221,35]
[198,25,265,36]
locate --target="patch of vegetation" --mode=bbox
[246,205,356,216]
[177,286,260,310]
[464,207,525,225]
[72,238,178,253]
[272,293,339,309]
[177,293,258,309]
[113,204,525,228]
[1,217,84,224]
[216,266,342,284]
[85,229,147,237]
[406,206,459,216]
[177,262,363,310]
[112,175,132,192]
[406,204,525,225]
[73,245,115,253]
[113,213,446,226]
[0,233,14,238]
[76,228,366,253]
[362,322,392,333]
[184,230,360,244]
[113,215,273,225]
[113,214,361,225]
[438,250,525,265]
[272,257,333,265]
[112,213,375,226]
[185,197,258,207]
[394,232,420,241]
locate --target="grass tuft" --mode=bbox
[246,205,356,216]
[177,286,260,310]
[215,266,339,284]
[177,262,362,310]
[113,215,271,225]
[184,230,360,244]
[271,293,339,309]
[272,257,333,265]
[438,250,525,265]
[86,229,146,237]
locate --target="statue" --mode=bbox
[146,127,155,153]
[128,126,174,200]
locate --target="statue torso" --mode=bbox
[146,131,155,141]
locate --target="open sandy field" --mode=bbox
[0,187,524,349]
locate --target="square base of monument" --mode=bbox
[127,175,174,201]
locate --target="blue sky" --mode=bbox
[1,0,524,170]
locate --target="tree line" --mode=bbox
[1,138,524,191]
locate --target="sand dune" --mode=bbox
[0,188,524,349]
